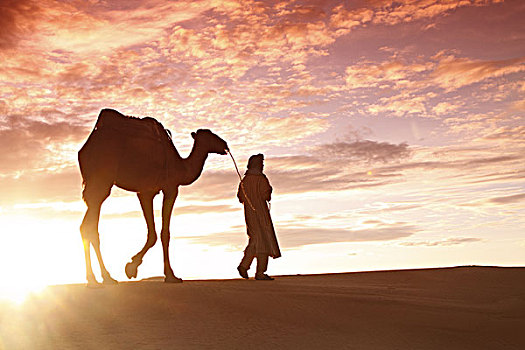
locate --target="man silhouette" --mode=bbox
[237,154,281,280]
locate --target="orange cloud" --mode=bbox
[0,0,41,49]
[431,54,525,91]
[1,0,522,223]
[367,94,428,117]
[330,0,501,33]
[345,60,430,89]
[25,0,213,55]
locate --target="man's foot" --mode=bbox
[237,266,249,279]
[165,275,183,283]
[255,273,274,281]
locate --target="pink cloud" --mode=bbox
[489,193,525,204]
[0,167,81,205]
[483,126,525,143]
[0,116,88,174]
[184,221,419,248]
[314,140,411,163]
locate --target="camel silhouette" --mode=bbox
[78,109,229,285]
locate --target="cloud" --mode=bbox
[14,203,239,221]
[432,101,462,116]
[367,94,428,117]
[378,154,522,175]
[156,0,337,84]
[0,167,81,205]
[183,140,524,202]
[183,221,419,249]
[20,0,213,55]
[330,0,500,33]
[483,126,525,143]
[330,5,373,33]
[2,119,409,207]
[401,237,483,247]
[234,112,330,147]
[107,204,239,218]
[430,54,525,91]
[179,170,239,201]
[358,203,422,215]
[345,60,430,89]
[268,167,386,195]
[313,140,411,163]
[0,115,90,206]
[277,223,418,248]
[344,53,525,119]
[180,140,411,201]
[0,116,88,174]
[2,121,520,209]
[0,0,41,49]
[489,193,525,205]
[265,139,414,194]
[179,150,402,202]
[464,169,525,187]
[1,0,522,219]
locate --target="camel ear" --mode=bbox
[191,132,196,139]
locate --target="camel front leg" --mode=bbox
[125,192,157,279]
[161,189,182,283]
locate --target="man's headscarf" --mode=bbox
[246,154,264,174]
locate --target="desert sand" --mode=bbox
[1,266,524,349]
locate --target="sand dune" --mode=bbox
[1,266,524,349]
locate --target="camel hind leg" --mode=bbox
[125,192,158,279]
[80,181,117,285]
[161,189,182,283]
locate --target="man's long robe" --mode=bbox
[237,173,281,258]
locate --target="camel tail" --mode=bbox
[78,145,90,203]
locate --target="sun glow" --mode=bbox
[0,214,85,304]
[0,282,47,305]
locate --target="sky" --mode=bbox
[0,0,524,298]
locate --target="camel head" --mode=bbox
[191,129,229,155]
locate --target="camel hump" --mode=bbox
[95,108,161,130]
[93,108,170,141]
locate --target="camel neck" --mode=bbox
[180,142,208,185]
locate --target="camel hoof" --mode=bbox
[125,261,138,279]
[165,275,183,283]
[87,280,102,289]
[103,276,118,284]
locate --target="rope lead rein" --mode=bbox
[227,149,256,212]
